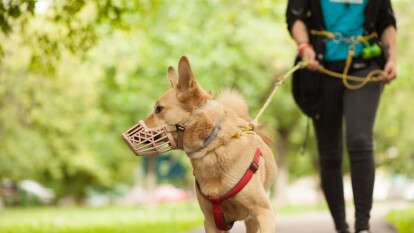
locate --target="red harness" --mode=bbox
[196,148,263,231]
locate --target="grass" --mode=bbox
[0,203,203,233]
[0,202,327,233]
[387,206,414,233]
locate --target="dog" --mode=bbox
[127,56,277,233]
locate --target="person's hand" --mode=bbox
[382,59,397,84]
[299,43,320,70]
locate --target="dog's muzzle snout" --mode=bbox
[122,120,177,156]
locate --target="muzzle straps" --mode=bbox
[122,100,223,156]
[175,123,186,150]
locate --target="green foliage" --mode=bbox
[0,203,203,233]
[0,202,329,233]
[0,0,35,34]
[0,0,413,202]
[374,0,414,177]
[387,206,414,233]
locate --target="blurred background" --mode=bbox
[0,0,413,233]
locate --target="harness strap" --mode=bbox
[310,29,336,39]
[196,148,263,231]
[310,30,378,43]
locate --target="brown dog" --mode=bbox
[139,56,277,233]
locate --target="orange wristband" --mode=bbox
[298,43,311,55]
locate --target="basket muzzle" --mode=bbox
[122,120,177,156]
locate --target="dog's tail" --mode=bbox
[217,90,274,146]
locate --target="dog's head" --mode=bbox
[123,56,215,156]
[143,56,211,129]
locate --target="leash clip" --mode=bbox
[176,124,185,132]
[332,32,344,44]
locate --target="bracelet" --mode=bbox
[298,43,311,55]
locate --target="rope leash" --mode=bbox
[245,30,386,153]
[310,30,378,43]
[317,65,383,89]
[252,62,307,124]
[252,59,385,124]
[322,45,383,90]
[310,30,385,90]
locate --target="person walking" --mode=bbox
[286,1,397,233]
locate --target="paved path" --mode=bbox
[188,203,401,233]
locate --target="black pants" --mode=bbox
[313,62,383,232]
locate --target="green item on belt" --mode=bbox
[362,41,382,59]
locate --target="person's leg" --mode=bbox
[313,76,349,232]
[344,65,384,232]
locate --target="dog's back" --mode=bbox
[217,90,250,120]
[217,90,274,146]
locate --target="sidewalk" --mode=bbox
[188,202,402,233]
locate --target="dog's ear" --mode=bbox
[175,56,210,110]
[183,112,214,151]
[167,66,178,88]
[177,56,195,91]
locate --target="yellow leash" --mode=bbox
[252,55,385,123]
[310,30,378,42]
[317,46,384,90]
[252,62,308,124]
[249,30,385,130]
[310,30,384,89]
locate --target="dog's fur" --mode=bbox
[144,56,277,233]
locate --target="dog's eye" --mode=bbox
[154,105,164,114]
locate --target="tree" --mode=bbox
[0,0,413,204]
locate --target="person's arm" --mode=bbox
[376,0,397,38]
[286,0,317,69]
[381,26,397,83]
[377,0,397,83]
[291,20,319,70]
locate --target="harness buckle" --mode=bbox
[333,32,343,43]
[249,161,259,172]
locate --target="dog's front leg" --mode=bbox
[196,189,228,233]
[244,216,259,233]
[203,219,228,233]
[255,207,276,233]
